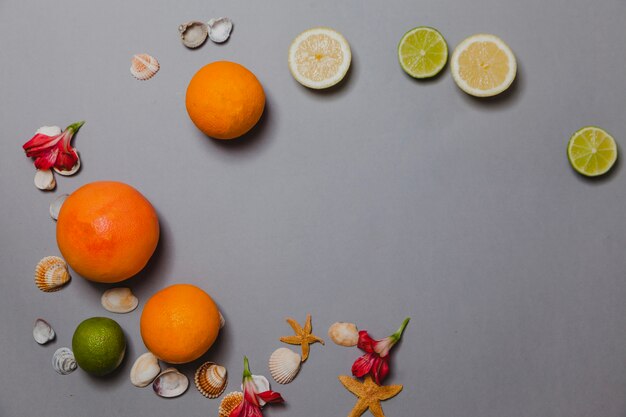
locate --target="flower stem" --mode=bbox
[243,356,252,379]
[390,317,410,342]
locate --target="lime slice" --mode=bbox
[567,126,617,176]
[398,26,448,78]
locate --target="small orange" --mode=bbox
[56,181,159,283]
[185,61,265,139]
[140,284,221,363]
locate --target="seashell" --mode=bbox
[241,374,270,406]
[207,17,233,43]
[179,21,208,49]
[328,322,359,347]
[268,347,301,384]
[49,194,69,220]
[34,256,70,292]
[101,287,139,314]
[34,169,55,191]
[153,367,189,398]
[130,352,161,387]
[130,54,159,80]
[33,318,55,345]
[194,361,227,398]
[219,392,243,417]
[54,151,80,176]
[52,347,77,375]
[219,311,225,329]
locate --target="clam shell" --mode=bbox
[219,311,225,329]
[219,392,243,417]
[130,54,159,80]
[49,194,69,220]
[207,17,233,43]
[130,352,161,387]
[34,169,55,191]
[101,287,139,314]
[328,322,359,347]
[268,347,301,384]
[33,318,55,345]
[194,361,227,398]
[54,151,80,176]
[52,347,77,375]
[153,367,189,398]
[241,374,270,406]
[34,256,70,292]
[179,21,208,48]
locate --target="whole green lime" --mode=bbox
[72,317,126,376]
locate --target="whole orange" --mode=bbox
[56,181,159,283]
[140,284,221,363]
[185,61,265,139]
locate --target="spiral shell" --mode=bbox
[34,256,70,292]
[219,392,243,417]
[194,361,227,398]
[268,347,301,384]
[52,347,77,375]
[130,54,159,80]
[328,322,359,347]
[33,318,55,345]
[153,368,189,398]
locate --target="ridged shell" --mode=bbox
[34,169,55,191]
[153,367,189,398]
[101,287,139,313]
[33,318,55,345]
[268,347,301,384]
[49,194,69,220]
[194,361,227,398]
[52,347,77,375]
[328,322,359,347]
[207,17,233,43]
[219,392,243,417]
[34,256,70,292]
[219,311,225,329]
[130,54,159,80]
[179,21,208,48]
[130,352,161,387]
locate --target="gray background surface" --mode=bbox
[1,0,626,416]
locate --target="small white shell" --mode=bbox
[268,347,301,384]
[219,392,244,417]
[131,54,160,80]
[241,374,270,406]
[207,17,233,43]
[194,362,227,398]
[52,347,77,375]
[34,256,70,292]
[36,126,62,136]
[101,287,139,314]
[328,322,359,347]
[130,352,161,387]
[219,311,225,329]
[34,169,55,191]
[54,151,80,176]
[179,21,208,48]
[153,367,189,398]
[33,318,55,345]
[49,194,69,220]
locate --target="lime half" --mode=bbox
[567,126,617,177]
[398,27,448,78]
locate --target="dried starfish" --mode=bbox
[339,375,403,417]
[279,314,324,361]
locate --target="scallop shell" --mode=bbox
[153,367,189,398]
[268,347,301,384]
[130,352,161,387]
[33,318,55,345]
[130,54,159,80]
[219,392,243,417]
[49,194,69,220]
[219,311,225,329]
[54,151,80,176]
[101,287,139,314]
[194,362,227,398]
[241,374,270,406]
[34,256,70,292]
[207,17,233,43]
[34,169,55,191]
[52,347,77,375]
[179,21,208,48]
[328,322,359,347]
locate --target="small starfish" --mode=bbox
[339,375,403,417]
[279,314,324,361]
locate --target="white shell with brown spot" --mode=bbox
[130,352,161,387]
[101,287,139,313]
[130,54,160,80]
[328,322,359,347]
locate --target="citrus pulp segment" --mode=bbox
[398,26,448,78]
[288,27,351,89]
[451,34,516,97]
[567,126,617,176]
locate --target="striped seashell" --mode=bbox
[34,256,70,292]
[194,361,227,398]
[219,392,243,417]
[130,54,159,80]
[268,347,301,384]
[52,347,77,375]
